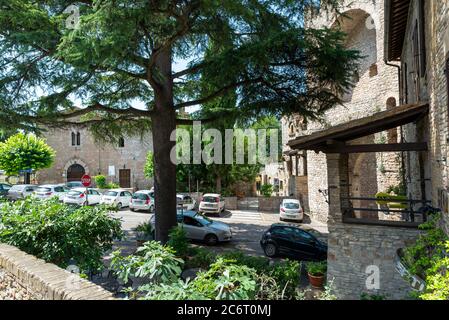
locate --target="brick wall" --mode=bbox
[0,244,115,300]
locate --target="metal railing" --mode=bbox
[340,197,435,228]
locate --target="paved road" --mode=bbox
[108,208,328,258]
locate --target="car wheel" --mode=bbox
[280,217,284,222]
[264,243,278,257]
[130,208,135,212]
[117,202,122,210]
[204,234,219,246]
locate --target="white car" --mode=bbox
[100,189,133,209]
[177,194,196,211]
[199,193,225,215]
[7,184,38,201]
[63,188,102,206]
[33,184,69,201]
[280,199,304,222]
[130,190,154,212]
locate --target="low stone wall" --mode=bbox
[327,222,422,300]
[0,244,115,300]
[223,197,238,210]
[258,197,288,212]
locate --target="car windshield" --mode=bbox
[133,193,149,200]
[284,202,300,209]
[193,213,213,226]
[202,196,217,203]
[105,191,118,196]
[68,190,82,196]
[36,187,51,192]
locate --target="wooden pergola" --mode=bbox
[287,102,430,227]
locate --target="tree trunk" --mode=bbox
[216,173,222,193]
[151,47,177,243]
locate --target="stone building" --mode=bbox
[37,125,153,190]
[287,0,449,299]
[282,0,402,223]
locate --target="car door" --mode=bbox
[24,186,36,198]
[124,191,132,206]
[270,226,296,254]
[89,190,100,205]
[182,216,206,240]
[291,229,320,260]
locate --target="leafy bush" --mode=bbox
[167,226,189,257]
[402,213,449,300]
[0,198,123,272]
[95,175,107,189]
[260,184,273,197]
[135,222,154,241]
[185,247,216,269]
[306,261,327,276]
[110,241,183,284]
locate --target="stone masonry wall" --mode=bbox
[0,244,115,300]
[327,223,421,300]
[303,0,401,223]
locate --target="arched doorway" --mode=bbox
[67,164,85,182]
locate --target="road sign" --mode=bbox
[81,174,91,187]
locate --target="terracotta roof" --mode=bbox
[287,102,429,151]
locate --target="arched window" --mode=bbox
[118,137,125,148]
[76,132,81,146]
[71,132,76,146]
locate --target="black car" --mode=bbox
[0,183,12,198]
[260,224,327,261]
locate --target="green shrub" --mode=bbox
[111,241,184,284]
[306,261,327,276]
[260,184,273,197]
[0,198,123,272]
[135,222,154,241]
[95,175,107,189]
[106,182,120,189]
[167,226,189,257]
[185,247,216,269]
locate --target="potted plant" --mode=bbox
[134,222,154,246]
[306,261,327,288]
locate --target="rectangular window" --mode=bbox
[76,132,81,146]
[418,0,427,76]
[71,132,76,146]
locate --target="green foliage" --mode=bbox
[401,213,449,300]
[110,241,184,284]
[134,222,154,241]
[0,133,55,176]
[386,182,406,196]
[0,198,123,272]
[360,293,386,300]
[95,175,107,189]
[167,226,189,257]
[144,152,154,179]
[260,184,273,197]
[306,261,327,276]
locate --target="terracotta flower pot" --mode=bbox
[308,273,325,288]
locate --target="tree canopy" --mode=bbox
[0,0,360,242]
[0,132,55,176]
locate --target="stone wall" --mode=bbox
[327,222,421,300]
[0,244,115,300]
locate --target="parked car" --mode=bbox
[199,193,225,215]
[260,224,327,261]
[0,183,12,198]
[7,184,38,201]
[63,188,102,206]
[65,181,84,189]
[280,199,304,222]
[130,191,154,212]
[100,189,132,209]
[177,194,196,211]
[150,210,232,245]
[33,184,69,201]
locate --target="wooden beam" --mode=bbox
[317,142,428,154]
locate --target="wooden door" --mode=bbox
[119,169,131,188]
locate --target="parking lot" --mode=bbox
[108,208,329,258]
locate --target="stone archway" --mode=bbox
[63,159,89,182]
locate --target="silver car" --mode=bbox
[7,184,38,201]
[150,210,232,245]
